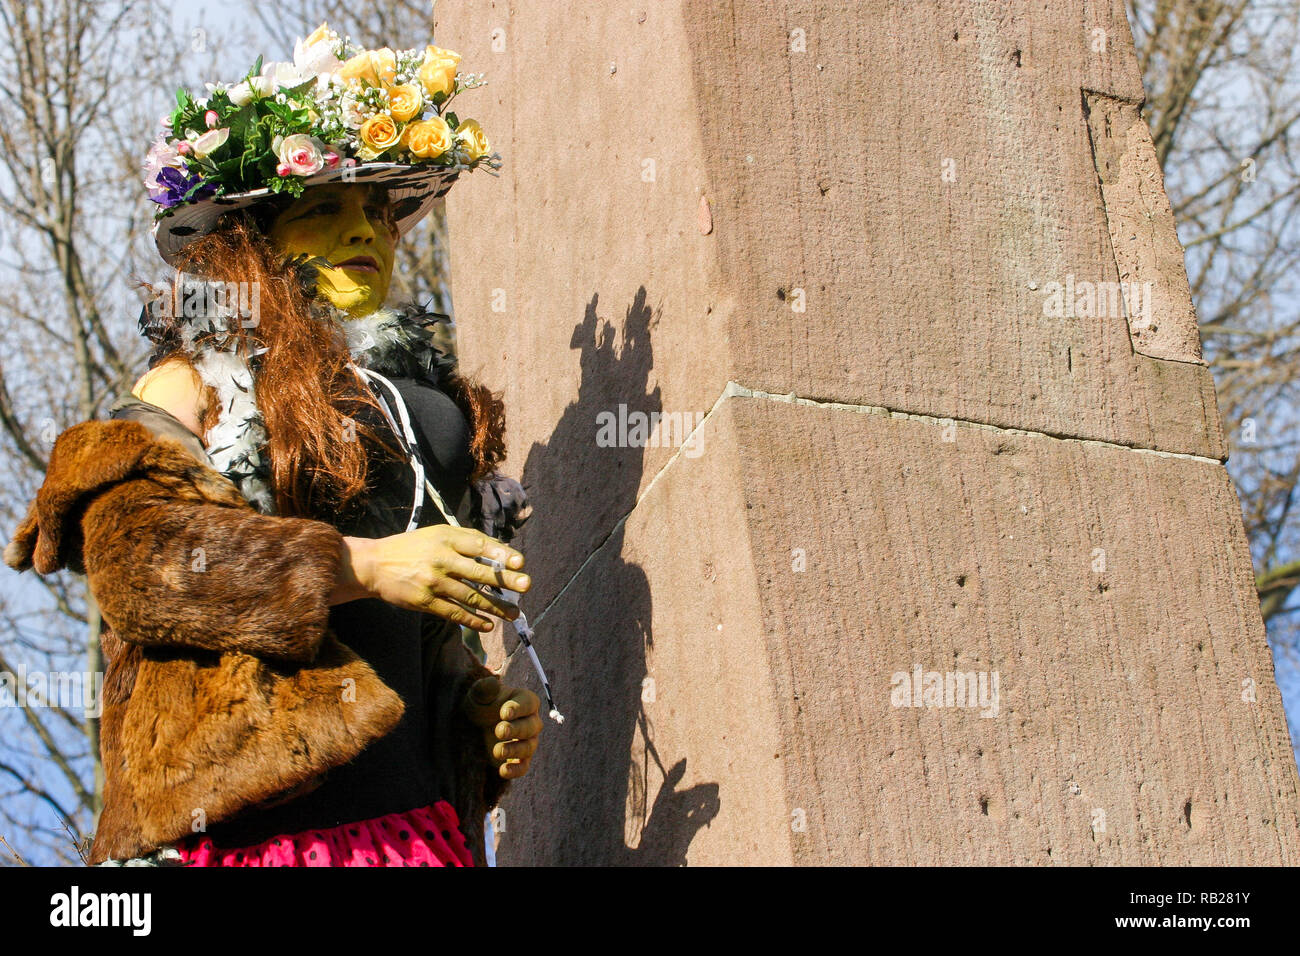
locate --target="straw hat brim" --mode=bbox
[150,162,461,266]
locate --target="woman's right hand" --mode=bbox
[337,526,531,631]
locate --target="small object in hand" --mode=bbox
[478,557,564,724]
[473,556,519,613]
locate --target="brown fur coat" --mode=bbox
[4,418,505,865]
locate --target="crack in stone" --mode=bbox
[530,379,1223,629]
[725,382,1224,464]
[530,379,737,628]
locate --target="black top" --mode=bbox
[110,374,476,849]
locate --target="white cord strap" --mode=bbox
[353,365,427,532]
[351,365,564,723]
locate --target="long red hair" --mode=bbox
[143,210,506,519]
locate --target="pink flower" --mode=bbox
[142,136,187,201]
[275,133,325,176]
[324,150,340,168]
[176,141,191,155]
[276,162,291,176]
[205,110,219,129]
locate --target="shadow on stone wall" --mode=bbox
[511,286,719,864]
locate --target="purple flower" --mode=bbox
[142,136,183,187]
[149,166,218,208]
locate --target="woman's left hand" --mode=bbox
[464,676,541,779]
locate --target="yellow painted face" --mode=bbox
[267,182,398,316]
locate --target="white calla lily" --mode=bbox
[191,127,229,159]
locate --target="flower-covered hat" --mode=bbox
[145,21,500,265]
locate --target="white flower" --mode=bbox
[294,28,342,76]
[233,59,314,105]
[227,75,274,106]
[339,92,365,130]
[270,60,313,90]
[191,127,229,160]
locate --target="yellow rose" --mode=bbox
[417,45,461,101]
[424,44,462,69]
[358,114,401,159]
[338,51,376,85]
[339,47,398,88]
[387,84,424,123]
[454,118,490,161]
[301,22,331,49]
[400,117,453,160]
[371,48,398,85]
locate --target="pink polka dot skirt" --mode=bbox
[174,800,475,867]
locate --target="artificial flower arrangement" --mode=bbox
[143,21,499,215]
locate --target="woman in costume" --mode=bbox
[4,22,542,867]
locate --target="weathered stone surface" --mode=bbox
[494,396,1298,864]
[678,0,1221,456]
[444,1,1227,619]
[1083,90,1203,363]
[439,1,1299,865]
[485,398,789,865]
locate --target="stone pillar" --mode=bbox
[441,0,1300,864]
